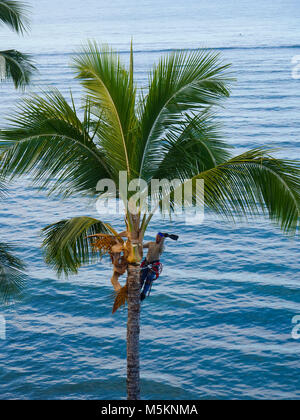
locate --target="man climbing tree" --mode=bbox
[141,233,178,301]
[88,231,178,302]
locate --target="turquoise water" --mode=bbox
[0,0,300,400]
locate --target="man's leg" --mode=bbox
[140,266,148,301]
[140,267,148,288]
[141,270,156,301]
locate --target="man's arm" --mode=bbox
[143,242,151,249]
[158,237,165,253]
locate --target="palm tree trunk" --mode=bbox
[126,263,141,400]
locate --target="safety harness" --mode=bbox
[141,259,163,296]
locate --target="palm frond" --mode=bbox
[0,174,6,198]
[148,111,232,182]
[42,216,113,276]
[0,89,110,195]
[72,41,138,178]
[112,284,128,314]
[0,1,29,33]
[162,149,300,234]
[0,49,36,88]
[138,49,232,179]
[0,242,26,304]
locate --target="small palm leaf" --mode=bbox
[0,49,36,88]
[0,1,29,33]
[0,242,26,304]
[42,216,114,276]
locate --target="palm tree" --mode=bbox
[0,1,32,303]
[0,42,299,399]
[0,0,36,87]
[0,181,26,303]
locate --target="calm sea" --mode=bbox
[0,0,299,399]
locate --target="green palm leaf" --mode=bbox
[0,175,6,197]
[0,49,36,88]
[138,49,232,179]
[0,89,110,195]
[160,149,300,234]
[0,0,29,33]
[0,242,26,303]
[148,111,232,182]
[42,216,113,276]
[72,41,137,178]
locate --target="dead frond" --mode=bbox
[112,284,128,314]
[91,234,123,254]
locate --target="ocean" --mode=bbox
[0,0,299,399]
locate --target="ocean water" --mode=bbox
[0,0,300,400]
